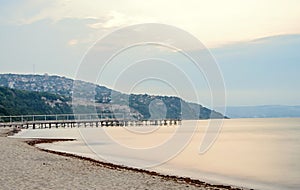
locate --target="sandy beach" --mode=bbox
[0,128,247,190]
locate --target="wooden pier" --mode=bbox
[0,114,181,129]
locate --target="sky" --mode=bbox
[0,0,300,106]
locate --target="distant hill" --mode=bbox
[0,73,226,119]
[224,105,300,118]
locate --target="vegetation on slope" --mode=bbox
[0,86,72,116]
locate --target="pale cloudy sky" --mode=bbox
[2,0,300,46]
[0,0,300,106]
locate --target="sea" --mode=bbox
[14,118,300,190]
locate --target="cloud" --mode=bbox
[1,0,153,28]
[249,34,300,45]
[68,39,78,46]
[0,0,58,25]
[86,11,156,30]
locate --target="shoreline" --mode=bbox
[0,128,249,190]
[25,138,246,190]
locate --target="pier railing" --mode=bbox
[0,113,124,123]
[0,113,181,128]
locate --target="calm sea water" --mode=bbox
[14,118,300,190]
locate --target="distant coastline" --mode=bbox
[223,105,300,118]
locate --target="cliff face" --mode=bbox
[0,73,226,119]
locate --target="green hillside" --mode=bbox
[0,86,72,116]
